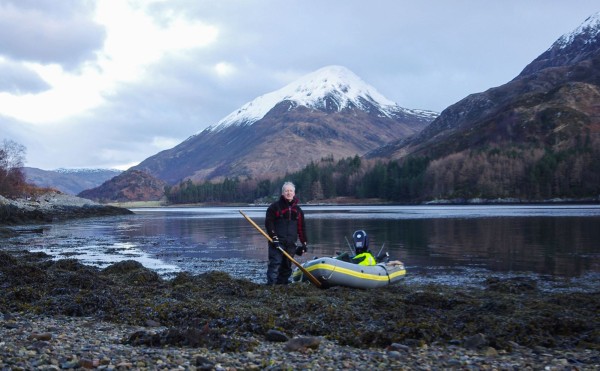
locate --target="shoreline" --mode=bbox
[111,197,600,209]
[1,248,598,369]
[1,192,599,368]
[2,312,596,370]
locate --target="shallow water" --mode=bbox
[5,205,600,289]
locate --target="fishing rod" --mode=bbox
[344,236,356,255]
[376,242,385,258]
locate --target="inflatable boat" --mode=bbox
[292,257,406,289]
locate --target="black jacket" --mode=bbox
[265,195,307,247]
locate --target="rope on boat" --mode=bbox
[322,259,336,281]
[379,264,392,284]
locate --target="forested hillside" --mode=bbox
[165,143,600,204]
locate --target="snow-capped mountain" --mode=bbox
[517,11,600,78]
[210,65,436,132]
[370,11,600,161]
[134,66,437,184]
[554,11,600,48]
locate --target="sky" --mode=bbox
[1,1,598,171]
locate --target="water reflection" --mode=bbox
[125,205,600,278]
[304,214,600,277]
[4,205,599,281]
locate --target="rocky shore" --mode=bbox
[0,191,133,225]
[1,247,599,370]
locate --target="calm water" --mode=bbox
[5,205,600,288]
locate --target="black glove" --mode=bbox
[271,236,281,248]
[295,243,307,256]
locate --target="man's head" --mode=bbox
[281,181,296,201]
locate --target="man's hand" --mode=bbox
[295,242,307,256]
[271,236,281,248]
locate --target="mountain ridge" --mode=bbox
[133,65,437,184]
[77,169,166,203]
[517,11,600,78]
[368,11,600,161]
[24,167,123,195]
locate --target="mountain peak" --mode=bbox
[209,65,419,132]
[517,12,600,78]
[553,11,600,50]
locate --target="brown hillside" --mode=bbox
[78,170,166,203]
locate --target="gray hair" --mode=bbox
[282,181,296,193]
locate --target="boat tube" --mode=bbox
[292,257,406,289]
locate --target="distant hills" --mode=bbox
[24,167,122,195]
[78,169,166,203]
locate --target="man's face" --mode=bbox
[282,186,295,201]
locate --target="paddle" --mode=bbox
[239,210,322,288]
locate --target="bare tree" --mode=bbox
[0,139,27,197]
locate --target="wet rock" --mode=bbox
[145,319,161,327]
[265,329,289,342]
[163,325,212,347]
[387,342,410,352]
[61,360,79,369]
[195,356,215,370]
[127,330,162,346]
[28,332,52,341]
[463,333,488,349]
[387,350,403,360]
[484,346,498,356]
[284,336,321,351]
[79,358,96,369]
[485,277,537,293]
[0,227,17,238]
[403,339,425,348]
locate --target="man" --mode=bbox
[265,181,308,285]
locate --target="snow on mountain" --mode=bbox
[54,168,122,174]
[554,11,600,49]
[208,65,433,132]
[517,11,600,79]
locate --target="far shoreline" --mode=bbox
[108,196,600,209]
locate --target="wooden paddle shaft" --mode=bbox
[239,210,322,288]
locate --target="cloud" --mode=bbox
[0,0,599,171]
[0,0,105,70]
[0,0,219,125]
[0,59,50,94]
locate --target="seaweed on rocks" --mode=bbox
[103,260,162,286]
[0,192,133,225]
[0,249,598,354]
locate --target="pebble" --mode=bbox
[1,313,598,370]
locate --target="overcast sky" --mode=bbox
[1,0,598,170]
